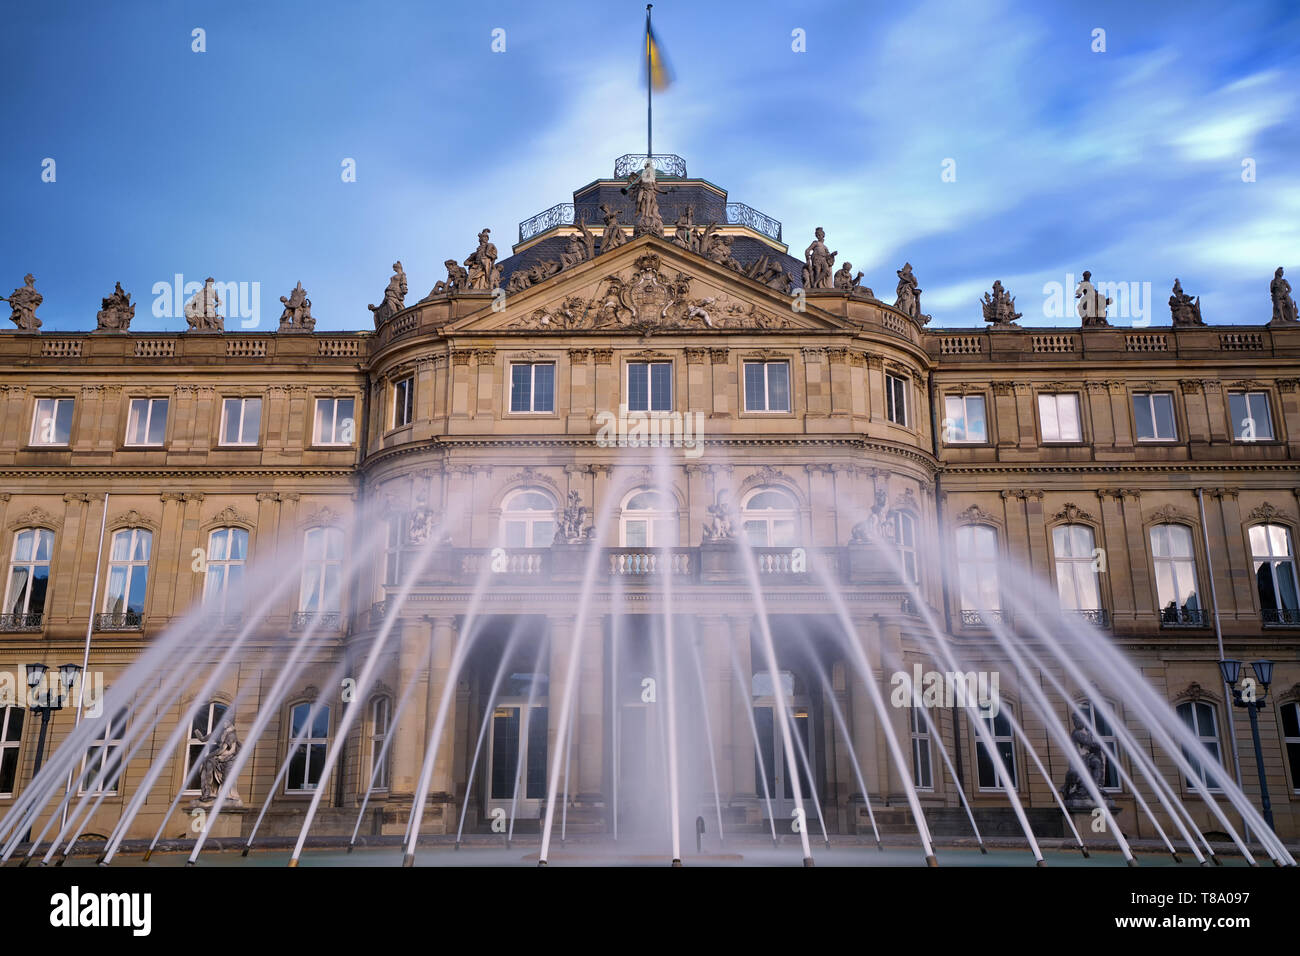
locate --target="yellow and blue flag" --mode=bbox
[645,21,673,91]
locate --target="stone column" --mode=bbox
[548,614,578,802]
[474,349,496,419]
[1211,488,1253,615]
[685,348,708,417]
[1096,490,1134,625]
[428,615,459,798]
[709,349,731,420]
[567,348,591,433]
[577,614,605,805]
[389,617,432,797]
[728,614,756,799]
[697,615,734,807]
[449,351,473,423]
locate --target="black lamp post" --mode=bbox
[1218,658,1275,831]
[23,662,81,845]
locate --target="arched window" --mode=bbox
[501,489,556,548]
[619,490,678,547]
[300,527,344,613]
[741,489,797,547]
[1249,523,1300,624]
[103,528,151,628]
[0,706,23,796]
[184,701,229,793]
[1077,700,1120,790]
[956,525,999,623]
[3,528,54,628]
[1150,524,1202,625]
[1053,524,1100,613]
[203,527,249,613]
[367,695,391,792]
[893,512,918,583]
[287,701,330,793]
[976,704,1016,790]
[1176,700,1222,791]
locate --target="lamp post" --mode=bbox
[1218,658,1275,832]
[23,662,81,846]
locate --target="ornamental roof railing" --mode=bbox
[519,199,783,243]
[614,153,688,178]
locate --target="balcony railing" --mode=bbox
[1066,608,1110,628]
[460,548,549,577]
[0,611,43,632]
[1261,607,1300,626]
[960,609,1008,628]
[291,611,341,631]
[608,549,692,576]
[1160,607,1210,628]
[94,611,143,632]
[613,153,688,178]
[724,202,782,242]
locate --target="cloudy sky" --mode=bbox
[2,0,1297,331]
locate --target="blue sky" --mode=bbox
[1,0,1297,331]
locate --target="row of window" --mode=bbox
[26,396,356,449]
[944,390,1277,445]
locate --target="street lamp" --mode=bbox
[22,662,81,846]
[1218,658,1275,831]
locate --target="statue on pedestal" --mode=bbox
[702,491,736,542]
[189,718,242,806]
[981,280,1022,327]
[801,227,837,290]
[1060,712,1107,807]
[368,261,407,326]
[184,277,224,332]
[623,160,670,237]
[1075,270,1111,327]
[1168,278,1203,327]
[893,262,923,319]
[3,273,43,330]
[1271,267,1298,325]
[277,281,315,331]
[465,228,501,290]
[559,490,590,542]
[95,281,134,331]
[834,263,866,294]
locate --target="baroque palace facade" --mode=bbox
[2,154,1299,844]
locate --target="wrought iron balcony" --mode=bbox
[518,202,575,242]
[1159,607,1210,628]
[94,611,143,632]
[0,611,43,632]
[960,609,1008,627]
[1261,607,1300,626]
[1066,608,1110,628]
[291,611,341,632]
[614,153,688,179]
[724,202,782,242]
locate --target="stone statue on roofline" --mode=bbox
[801,227,837,289]
[184,277,224,332]
[95,281,134,331]
[3,273,43,330]
[278,281,315,332]
[427,259,469,297]
[673,204,700,253]
[1271,267,1298,325]
[745,254,794,294]
[834,262,867,294]
[981,280,1022,327]
[1168,278,1203,327]
[465,228,501,291]
[368,261,407,327]
[893,262,924,319]
[600,203,627,253]
[1074,270,1111,327]
[622,159,670,238]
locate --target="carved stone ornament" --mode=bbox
[559,490,591,542]
[188,717,243,808]
[1168,278,1203,327]
[1247,502,1288,524]
[3,273,42,330]
[1051,502,1095,525]
[701,490,737,542]
[368,261,408,327]
[1075,270,1111,327]
[184,277,224,332]
[981,280,1022,327]
[95,282,134,331]
[278,281,315,332]
[1271,267,1298,325]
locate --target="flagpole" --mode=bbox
[646,4,653,158]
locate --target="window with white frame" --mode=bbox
[627,361,672,412]
[886,373,908,426]
[104,528,151,626]
[1249,523,1300,623]
[500,489,557,548]
[367,696,391,791]
[0,706,23,796]
[4,528,54,624]
[314,397,355,445]
[30,397,74,446]
[743,361,791,413]
[287,701,330,793]
[184,701,229,793]
[894,512,918,583]
[1077,701,1121,790]
[300,527,344,613]
[909,706,933,790]
[1229,390,1274,441]
[1281,702,1300,793]
[80,707,127,795]
[1132,392,1176,442]
[1176,700,1222,791]
[125,397,168,446]
[943,394,987,443]
[741,488,798,547]
[956,525,1000,617]
[1150,524,1202,624]
[975,706,1016,790]
[384,513,406,587]
[392,377,414,428]
[619,490,678,547]
[1052,524,1101,611]
[1038,393,1082,443]
[509,363,555,413]
[203,528,249,612]
[219,397,262,445]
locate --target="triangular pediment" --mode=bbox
[441,235,851,335]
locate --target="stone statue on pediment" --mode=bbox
[1271,267,1298,325]
[703,231,742,272]
[429,259,469,296]
[745,254,793,294]
[981,279,1022,327]
[95,281,134,331]
[623,159,670,237]
[465,228,500,290]
[673,204,700,252]
[184,277,224,332]
[834,263,866,294]
[368,261,407,327]
[1168,278,1203,327]
[561,215,596,270]
[1075,270,1111,327]
[3,273,43,330]
[802,227,837,290]
[278,281,315,331]
[600,203,627,253]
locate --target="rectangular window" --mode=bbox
[125,398,169,446]
[509,363,555,413]
[1150,524,1203,625]
[30,397,74,446]
[1053,524,1100,611]
[80,707,127,795]
[314,397,355,445]
[1038,393,1082,443]
[1132,392,1176,441]
[219,397,262,445]
[392,378,414,428]
[368,697,391,792]
[627,361,672,412]
[103,528,151,627]
[1178,701,1223,791]
[943,395,987,443]
[886,373,908,426]
[1229,391,1274,441]
[910,707,933,790]
[957,524,1000,619]
[743,361,791,413]
[976,709,1017,790]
